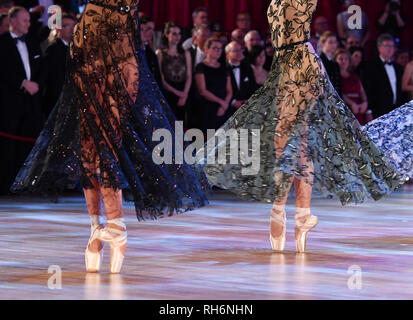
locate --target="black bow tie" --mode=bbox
[231,65,240,70]
[384,61,394,66]
[14,35,26,44]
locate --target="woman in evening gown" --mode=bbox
[197,0,410,253]
[10,0,210,273]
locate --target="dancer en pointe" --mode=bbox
[197,0,410,253]
[11,0,210,273]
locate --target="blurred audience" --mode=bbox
[140,16,163,90]
[235,12,251,35]
[377,0,405,41]
[337,0,370,47]
[43,13,75,118]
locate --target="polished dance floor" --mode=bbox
[0,185,412,300]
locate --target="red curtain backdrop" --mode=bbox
[139,0,413,48]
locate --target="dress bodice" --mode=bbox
[267,0,317,48]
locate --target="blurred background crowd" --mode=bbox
[1,0,413,195]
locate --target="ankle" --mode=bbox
[271,204,286,215]
[295,207,311,223]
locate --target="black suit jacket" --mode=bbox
[44,38,68,117]
[224,61,257,121]
[228,62,257,102]
[320,52,342,96]
[0,32,45,136]
[361,57,403,118]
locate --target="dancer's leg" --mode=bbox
[293,178,318,252]
[100,187,127,273]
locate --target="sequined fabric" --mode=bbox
[364,101,413,178]
[196,0,408,205]
[10,0,211,220]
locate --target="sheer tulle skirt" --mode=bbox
[196,45,408,205]
[11,7,210,220]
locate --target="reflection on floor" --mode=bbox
[0,185,412,299]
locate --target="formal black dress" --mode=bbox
[160,49,187,122]
[10,0,210,220]
[195,62,229,135]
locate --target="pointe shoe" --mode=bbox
[98,218,127,274]
[295,210,318,253]
[270,207,286,251]
[85,216,104,273]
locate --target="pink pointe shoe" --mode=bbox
[295,210,318,253]
[85,215,104,273]
[270,205,286,251]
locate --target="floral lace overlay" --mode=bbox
[10,0,211,220]
[196,0,408,205]
[364,102,413,178]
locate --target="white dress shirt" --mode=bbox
[10,31,31,81]
[194,46,206,67]
[380,56,397,104]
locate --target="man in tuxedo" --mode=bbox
[140,16,163,92]
[43,13,75,118]
[361,33,403,118]
[0,6,45,194]
[224,41,257,121]
[319,31,342,96]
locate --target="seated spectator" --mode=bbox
[43,13,75,118]
[236,12,251,34]
[335,49,372,125]
[337,0,370,47]
[156,22,192,123]
[320,31,341,95]
[264,34,274,71]
[244,30,262,62]
[187,24,211,69]
[377,0,405,41]
[195,38,232,135]
[312,15,329,54]
[225,41,257,120]
[395,48,410,68]
[349,46,365,76]
[345,35,361,50]
[249,45,268,89]
[0,12,8,33]
[140,16,163,91]
[211,32,228,65]
[182,7,208,48]
[402,58,413,101]
[231,28,246,47]
[361,33,404,118]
